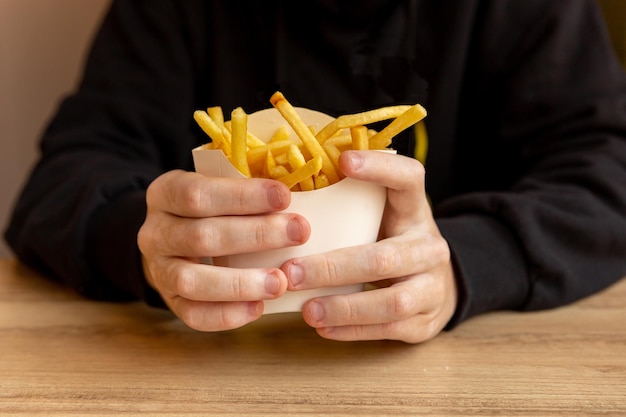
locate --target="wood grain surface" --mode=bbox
[1,258,624,416]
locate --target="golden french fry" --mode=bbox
[207,106,224,126]
[230,107,251,177]
[350,126,369,150]
[265,151,289,179]
[277,156,323,189]
[269,125,291,143]
[286,144,305,168]
[265,151,291,179]
[322,141,342,172]
[247,139,293,167]
[325,134,352,149]
[195,92,427,191]
[314,173,330,189]
[194,110,225,147]
[274,151,289,166]
[223,121,266,149]
[270,165,290,179]
[287,144,315,191]
[270,91,339,184]
[246,132,266,148]
[315,105,412,144]
[263,150,275,177]
[368,103,427,149]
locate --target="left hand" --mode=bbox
[281,150,458,343]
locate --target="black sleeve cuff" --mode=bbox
[88,190,168,309]
[437,214,530,328]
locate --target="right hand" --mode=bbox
[137,169,311,331]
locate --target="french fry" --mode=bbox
[322,141,343,172]
[247,132,267,148]
[247,139,293,167]
[315,105,412,144]
[314,173,330,189]
[265,150,291,179]
[194,92,427,191]
[223,122,266,149]
[230,107,251,177]
[270,91,339,184]
[277,155,323,190]
[269,125,291,143]
[274,151,289,166]
[350,126,369,150]
[194,110,222,145]
[270,165,291,180]
[207,106,224,126]
[325,134,352,149]
[368,103,427,149]
[287,144,315,191]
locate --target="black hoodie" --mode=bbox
[5,0,626,328]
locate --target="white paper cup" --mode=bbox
[192,107,388,314]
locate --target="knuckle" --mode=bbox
[179,179,206,213]
[389,289,416,318]
[431,237,451,263]
[368,244,399,278]
[145,178,161,206]
[136,224,152,253]
[137,218,162,255]
[170,264,196,298]
[411,158,426,180]
[186,221,215,253]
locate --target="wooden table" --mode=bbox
[1,258,625,416]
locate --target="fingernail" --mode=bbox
[348,151,364,171]
[287,217,306,242]
[265,271,281,296]
[267,185,285,209]
[309,301,325,323]
[286,261,304,287]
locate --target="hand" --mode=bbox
[281,151,458,343]
[137,169,311,331]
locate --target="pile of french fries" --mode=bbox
[193,91,426,191]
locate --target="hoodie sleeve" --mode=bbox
[4,0,208,306]
[438,0,626,327]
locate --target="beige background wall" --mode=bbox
[0,0,111,257]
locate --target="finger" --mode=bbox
[284,233,449,290]
[302,278,442,328]
[147,170,291,217]
[339,150,426,200]
[340,151,429,234]
[145,211,310,258]
[303,279,448,343]
[168,297,264,332]
[313,314,441,344]
[153,258,288,302]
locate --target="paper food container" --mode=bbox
[192,107,388,314]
